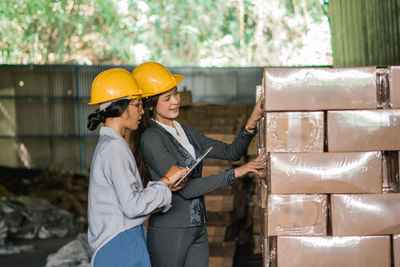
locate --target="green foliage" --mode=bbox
[0,0,331,66]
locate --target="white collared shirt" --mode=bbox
[153,120,196,159]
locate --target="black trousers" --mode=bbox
[147,224,209,267]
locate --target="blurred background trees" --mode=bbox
[0,0,332,66]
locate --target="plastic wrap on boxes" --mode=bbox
[263,67,378,111]
[267,194,327,236]
[394,234,400,267]
[389,66,400,108]
[269,152,382,194]
[260,179,268,209]
[277,235,391,267]
[382,151,399,193]
[264,236,277,267]
[257,115,266,148]
[327,110,400,151]
[266,112,324,152]
[257,148,267,180]
[376,68,390,108]
[331,194,400,236]
[256,84,263,103]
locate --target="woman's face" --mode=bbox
[154,87,180,123]
[123,98,144,131]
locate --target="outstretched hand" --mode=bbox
[234,150,267,178]
[245,98,263,133]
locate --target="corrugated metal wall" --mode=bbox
[328,0,400,67]
[0,65,263,172]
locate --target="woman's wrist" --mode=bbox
[160,176,172,186]
[245,122,257,133]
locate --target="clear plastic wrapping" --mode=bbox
[257,115,266,148]
[263,236,277,267]
[331,194,400,236]
[263,67,378,111]
[382,151,399,193]
[327,110,400,151]
[266,112,324,152]
[389,66,400,108]
[260,178,268,209]
[269,152,382,194]
[276,235,391,267]
[257,148,267,180]
[376,68,390,108]
[394,234,400,267]
[267,194,327,236]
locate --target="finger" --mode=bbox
[254,154,263,161]
[255,150,266,161]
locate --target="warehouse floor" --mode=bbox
[0,236,75,267]
[0,236,262,267]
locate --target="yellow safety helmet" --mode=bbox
[88,68,142,105]
[131,62,183,97]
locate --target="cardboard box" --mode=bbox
[264,67,377,111]
[257,115,265,148]
[394,234,400,267]
[257,148,267,180]
[327,110,400,151]
[389,66,400,108]
[260,179,267,208]
[266,112,324,152]
[277,235,391,267]
[267,194,327,236]
[331,194,400,236]
[264,236,277,267]
[269,152,382,194]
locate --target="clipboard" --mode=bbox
[172,146,213,188]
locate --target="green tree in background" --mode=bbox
[0,0,331,66]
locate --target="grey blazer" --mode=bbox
[140,121,256,228]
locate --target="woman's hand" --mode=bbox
[170,177,187,191]
[245,98,263,134]
[160,165,189,189]
[234,150,267,178]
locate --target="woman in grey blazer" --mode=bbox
[129,62,265,267]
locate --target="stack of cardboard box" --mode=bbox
[257,66,400,267]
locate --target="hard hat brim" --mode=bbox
[141,74,184,98]
[88,94,142,105]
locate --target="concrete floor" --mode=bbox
[0,236,262,267]
[0,236,75,267]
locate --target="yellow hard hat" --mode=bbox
[132,62,183,97]
[88,68,142,105]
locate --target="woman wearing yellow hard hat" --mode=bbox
[86,68,188,267]
[130,62,265,267]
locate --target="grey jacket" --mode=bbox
[140,121,256,228]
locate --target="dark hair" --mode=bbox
[87,99,130,131]
[129,94,160,186]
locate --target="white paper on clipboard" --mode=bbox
[172,146,213,188]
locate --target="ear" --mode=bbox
[121,108,129,120]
